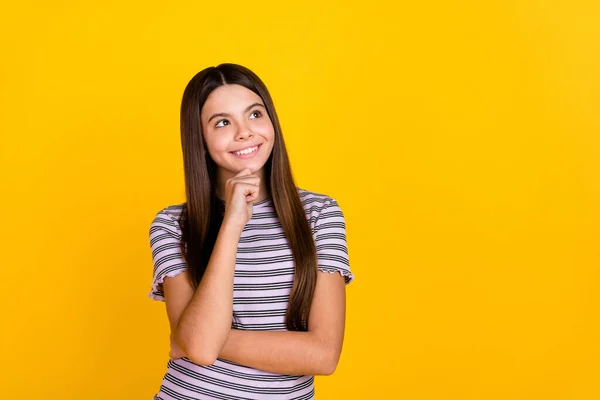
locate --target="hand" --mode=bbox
[169,332,186,359]
[222,168,260,231]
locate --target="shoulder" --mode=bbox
[297,187,344,231]
[297,187,339,209]
[149,203,186,238]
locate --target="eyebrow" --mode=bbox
[207,102,266,123]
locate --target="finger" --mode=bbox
[225,177,260,197]
[234,182,259,201]
[233,175,260,186]
[227,176,260,191]
[241,182,260,196]
[235,168,252,177]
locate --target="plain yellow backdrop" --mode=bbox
[1,1,599,399]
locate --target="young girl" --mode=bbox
[148,63,354,400]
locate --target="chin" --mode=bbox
[239,162,265,172]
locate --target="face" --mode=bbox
[200,84,275,184]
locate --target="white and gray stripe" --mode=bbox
[149,188,354,400]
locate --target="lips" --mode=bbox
[230,143,261,154]
[230,143,263,158]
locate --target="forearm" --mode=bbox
[175,223,241,364]
[219,329,338,376]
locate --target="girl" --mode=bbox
[148,63,354,400]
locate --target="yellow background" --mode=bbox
[1,1,598,399]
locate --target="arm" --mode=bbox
[219,270,347,375]
[168,197,351,374]
[164,222,242,366]
[169,270,346,375]
[216,198,351,375]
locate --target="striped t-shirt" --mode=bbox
[148,187,354,400]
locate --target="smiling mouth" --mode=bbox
[230,143,262,156]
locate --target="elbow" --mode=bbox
[319,365,336,376]
[311,332,343,375]
[174,332,219,366]
[187,349,218,366]
[182,337,219,366]
[317,349,341,376]
[320,360,338,376]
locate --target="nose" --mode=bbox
[235,122,253,141]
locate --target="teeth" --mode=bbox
[234,145,258,155]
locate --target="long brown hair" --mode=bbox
[178,63,317,331]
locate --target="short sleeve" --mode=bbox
[148,209,188,301]
[314,198,354,285]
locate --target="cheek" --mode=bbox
[204,135,230,156]
[256,119,275,137]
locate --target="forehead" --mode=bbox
[201,84,263,116]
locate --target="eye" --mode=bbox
[249,110,262,119]
[215,119,229,128]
